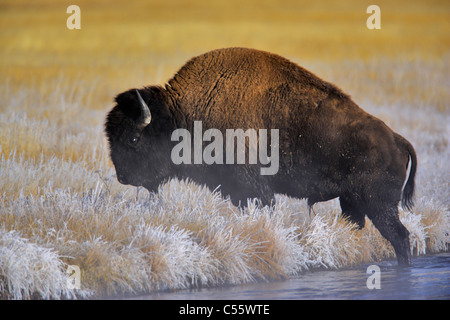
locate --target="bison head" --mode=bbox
[104,86,176,192]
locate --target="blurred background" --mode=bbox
[1,0,448,100]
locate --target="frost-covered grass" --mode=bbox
[0,176,448,299]
[0,0,448,299]
[0,60,449,299]
[1,60,448,299]
[0,69,448,298]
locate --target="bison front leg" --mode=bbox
[367,205,412,266]
[339,196,366,229]
[221,167,274,208]
[225,181,274,208]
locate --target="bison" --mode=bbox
[105,47,417,266]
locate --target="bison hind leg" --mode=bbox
[367,205,412,266]
[340,196,411,265]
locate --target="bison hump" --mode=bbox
[167,48,347,108]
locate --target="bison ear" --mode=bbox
[114,86,172,130]
[135,86,173,128]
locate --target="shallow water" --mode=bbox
[142,253,450,300]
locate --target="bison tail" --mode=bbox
[397,135,417,211]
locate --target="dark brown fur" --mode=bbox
[105,47,417,265]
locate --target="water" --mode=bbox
[142,253,450,300]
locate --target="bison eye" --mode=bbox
[128,136,140,147]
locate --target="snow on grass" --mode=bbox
[1,172,446,298]
[0,58,448,298]
[0,228,91,299]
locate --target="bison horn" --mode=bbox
[135,89,151,126]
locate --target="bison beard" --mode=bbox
[105,47,417,266]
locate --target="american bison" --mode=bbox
[105,47,417,265]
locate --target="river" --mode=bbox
[141,253,449,300]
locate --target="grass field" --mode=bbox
[0,0,449,298]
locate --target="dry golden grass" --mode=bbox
[0,0,449,299]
